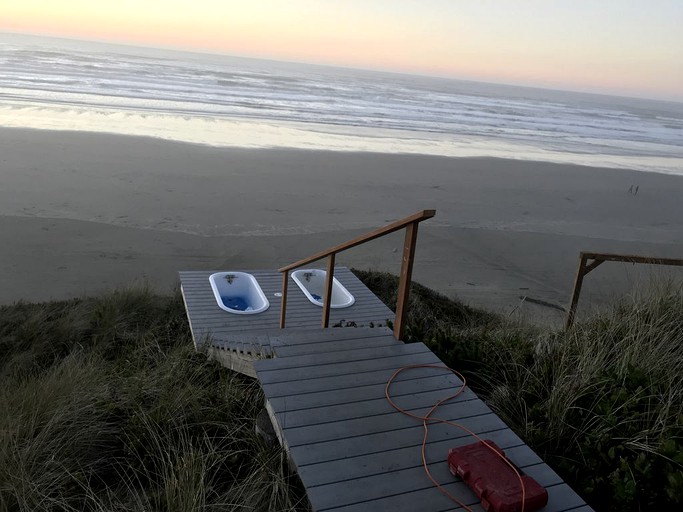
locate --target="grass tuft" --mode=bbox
[0,286,306,512]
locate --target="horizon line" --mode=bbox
[2,29,682,105]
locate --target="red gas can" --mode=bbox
[447,440,548,512]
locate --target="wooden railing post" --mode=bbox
[566,253,610,330]
[322,254,336,328]
[565,254,588,331]
[394,221,419,340]
[279,271,289,329]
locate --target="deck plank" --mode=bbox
[297,430,530,487]
[256,342,429,373]
[258,349,439,386]
[306,453,575,511]
[289,414,509,467]
[278,399,492,447]
[272,387,478,429]
[258,353,444,398]
[328,481,580,512]
[273,336,399,357]
[265,372,468,412]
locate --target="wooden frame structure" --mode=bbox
[279,209,436,340]
[566,251,683,329]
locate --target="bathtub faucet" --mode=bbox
[225,274,236,284]
[303,272,314,281]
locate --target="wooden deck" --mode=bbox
[180,267,394,339]
[180,267,591,511]
[179,267,395,376]
[254,331,591,511]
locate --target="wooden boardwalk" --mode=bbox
[254,331,591,511]
[180,267,591,511]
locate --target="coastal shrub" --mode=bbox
[0,287,306,512]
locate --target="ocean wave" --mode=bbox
[1,40,682,173]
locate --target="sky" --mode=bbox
[1,0,682,101]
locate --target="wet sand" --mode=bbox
[2,128,682,325]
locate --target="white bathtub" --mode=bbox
[209,272,269,314]
[291,269,355,308]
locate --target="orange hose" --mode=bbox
[385,364,526,512]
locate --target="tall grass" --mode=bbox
[0,353,117,511]
[0,286,306,512]
[483,282,683,511]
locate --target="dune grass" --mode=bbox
[2,273,681,511]
[0,286,306,512]
[354,269,683,512]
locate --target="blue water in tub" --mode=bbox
[220,296,251,311]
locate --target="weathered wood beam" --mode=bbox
[322,254,336,328]
[279,270,289,329]
[394,222,419,341]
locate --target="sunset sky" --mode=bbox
[2,0,682,101]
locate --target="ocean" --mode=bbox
[1,33,682,175]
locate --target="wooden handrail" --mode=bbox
[278,210,435,272]
[565,251,683,329]
[279,209,436,340]
[580,253,683,266]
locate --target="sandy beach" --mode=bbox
[2,127,682,324]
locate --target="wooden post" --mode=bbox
[565,254,588,330]
[322,254,336,328]
[279,271,289,329]
[394,222,419,340]
[566,254,609,330]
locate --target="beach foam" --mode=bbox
[1,34,682,175]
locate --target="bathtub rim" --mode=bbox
[290,268,356,309]
[208,271,270,314]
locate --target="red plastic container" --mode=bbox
[447,440,548,512]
